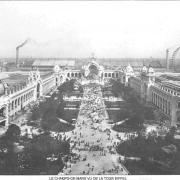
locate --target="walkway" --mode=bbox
[61,84,129,175]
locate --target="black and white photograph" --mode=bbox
[1,0,180,177]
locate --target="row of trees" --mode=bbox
[0,124,70,174]
[0,80,80,174]
[58,79,83,94]
[0,79,83,174]
[108,80,180,174]
[30,79,79,132]
[116,125,179,174]
[110,80,157,133]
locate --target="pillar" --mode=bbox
[171,96,177,126]
[5,105,9,127]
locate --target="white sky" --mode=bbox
[1,1,180,58]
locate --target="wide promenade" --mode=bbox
[62,83,129,175]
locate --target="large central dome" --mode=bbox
[88,64,99,76]
[83,60,104,79]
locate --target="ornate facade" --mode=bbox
[0,60,121,128]
[0,68,66,128]
[120,65,180,127]
[3,59,180,128]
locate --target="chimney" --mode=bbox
[166,49,169,71]
[16,47,19,68]
[15,39,29,68]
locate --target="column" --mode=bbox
[171,96,177,126]
[5,105,9,127]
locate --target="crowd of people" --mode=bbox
[58,84,129,175]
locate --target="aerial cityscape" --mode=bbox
[1,1,180,176]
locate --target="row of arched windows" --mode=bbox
[9,90,34,113]
[67,72,119,78]
[67,72,83,78]
[104,72,119,78]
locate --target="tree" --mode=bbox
[111,80,125,97]
[58,79,75,93]
[41,108,56,131]
[143,106,155,120]
[5,124,21,142]
[127,111,144,134]
[30,104,40,121]
[0,124,21,174]
[165,126,176,143]
[17,131,70,174]
[56,101,66,119]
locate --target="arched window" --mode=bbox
[8,103,11,112]
[12,101,14,110]
[15,99,17,108]
[21,96,23,104]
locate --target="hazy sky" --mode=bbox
[1,1,180,58]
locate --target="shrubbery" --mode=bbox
[0,124,70,175]
[30,80,79,132]
[0,80,80,174]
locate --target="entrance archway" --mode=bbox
[89,64,99,75]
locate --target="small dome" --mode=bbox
[142,66,148,73]
[126,64,133,73]
[148,66,154,73]
[53,65,60,73]
[89,61,99,68]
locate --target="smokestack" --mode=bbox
[16,39,29,68]
[166,49,169,71]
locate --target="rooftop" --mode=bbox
[32,59,75,67]
[3,73,29,88]
[0,71,53,92]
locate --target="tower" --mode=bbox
[123,64,134,86]
[140,65,155,102]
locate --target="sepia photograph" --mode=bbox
[1,0,180,177]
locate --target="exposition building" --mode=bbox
[0,58,120,128]
[1,57,180,128]
[120,64,180,127]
